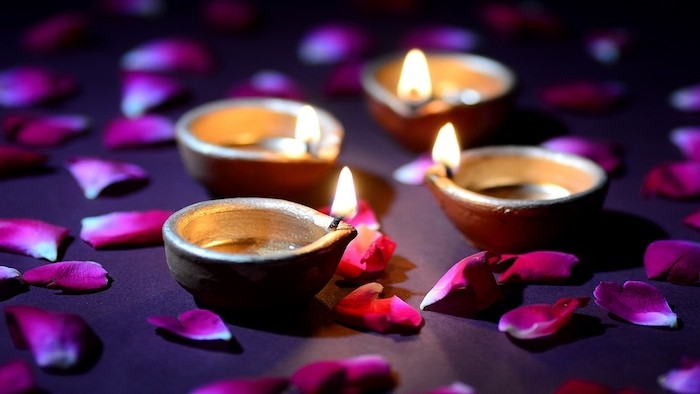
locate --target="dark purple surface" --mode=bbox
[1,1,699,393]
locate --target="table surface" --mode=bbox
[1,1,699,393]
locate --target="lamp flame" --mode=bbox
[397,48,432,102]
[295,105,321,145]
[431,122,461,173]
[330,166,358,220]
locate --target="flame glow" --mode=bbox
[431,122,461,172]
[330,166,358,219]
[397,48,432,102]
[295,105,321,144]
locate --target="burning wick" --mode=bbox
[295,105,321,155]
[329,166,358,230]
[397,48,432,109]
[431,122,460,179]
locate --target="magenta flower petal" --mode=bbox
[658,357,700,394]
[480,2,564,37]
[318,199,379,230]
[497,251,580,284]
[5,305,100,371]
[584,28,634,65]
[0,359,36,394]
[202,0,258,33]
[498,297,589,340]
[121,37,214,74]
[399,25,480,52]
[80,210,172,249]
[644,240,700,285]
[540,135,623,174]
[670,126,700,161]
[336,224,396,280]
[191,376,289,394]
[392,153,435,185]
[0,266,21,282]
[100,0,165,17]
[539,80,627,114]
[334,282,423,334]
[102,115,174,150]
[416,381,476,394]
[683,211,700,233]
[323,61,364,97]
[670,83,700,112]
[121,72,188,118]
[0,218,69,261]
[298,23,373,65]
[227,70,305,101]
[3,113,89,147]
[0,66,77,108]
[593,280,677,327]
[553,379,642,394]
[420,251,502,316]
[21,12,89,53]
[290,354,395,394]
[147,309,231,341]
[65,156,149,199]
[22,261,109,293]
[641,161,700,200]
[0,145,48,178]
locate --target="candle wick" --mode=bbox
[304,141,314,156]
[328,216,343,230]
[445,164,453,179]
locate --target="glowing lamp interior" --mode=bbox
[397,48,432,102]
[330,166,358,220]
[295,105,321,144]
[431,122,461,173]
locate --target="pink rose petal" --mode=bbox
[641,161,700,200]
[399,25,480,52]
[0,66,77,108]
[670,126,700,161]
[21,11,89,53]
[420,251,502,316]
[5,305,101,371]
[147,309,232,341]
[584,28,634,65]
[318,199,379,230]
[593,280,677,327]
[334,282,423,334]
[80,210,172,249]
[416,381,476,394]
[539,80,627,114]
[540,135,623,174]
[22,261,110,293]
[102,115,174,150]
[121,37,214,74]
[202,0,258,33]
[683,211,700,233]
[100,0,165,17]
[670,83,700,112]
[0,359,36,394]
[0,266,21,282]
[0,218,69,261]
[497,251,580,284]
[298,23,374,65]
[498,297,589,340]
[121,71,188,118]
[658,357,700,394]
[0,145,48,178]
[290,354,395,394]
[65,156,149,199]
[323,61,364,97]
[644,240,700,285]
[554,379,644,394]
[392,153,435,185]
[191,376,289,394]
[3,113,90,147]
[480,2,564,38]
[336,224,396,280]
[227,70,305,101]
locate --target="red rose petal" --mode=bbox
[670,83,700,112]
[323,61,364,97]
[0,66,77,108]
[658,356,700,394]
[318,199,379,230]
[334,282,423,334]
[416,381,476,394]
[593,280,677,327]
[80,210,172,249]
[0,145,48,178]
[3,113,90,147]
[0,218,69,261]
[147,309,232,341]
[497,251,580,284]
[480,2,564,38]
[540,135,623,174]
[202,0,258,33]
[191,376,289,394]
[121,37,214,74]
[539,80,627,114]
[121,71,188,118]
[65,156,149,199]
[22,261,110,293]
[399,25,480,52]
[336,224,396,280]
[584,28,634,65]
[102,115,174,150]
[5,305,100,371]
[0,359,36,394]
[21,11,89,53]
[670,126,700,161]
[554,378,644,394]
[644,240,700,285]
[290,354,395,394]
[641,161,700,200]
[227,70,305,101]
[420,251,502,316]
[298,23,374,65]
[392,153,434,185]
[498,297,589,339]
[100,0,165,17]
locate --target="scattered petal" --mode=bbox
[121,37,214,74]
[22,261,110,293]
[102,115,174,149]
[80,210,172,249]
[121,72,188,118]
[670,126,700,161]
[584,28,634,65]
[202,0,258,33]
[323,61,364,97]
[644,240,700,285]
[497,251,580,284]
[0,218,69,261]
[0,266,21,282]
[3,113,90,147]
[540,135,623,174]
[670,83,700,113]
[554,379,644,394]
[290,354,395,394]
[227,70,305,101]
[480,2,564,38]
[298,23,373,65]
[100,0,165,17]
[334,282,423,334]
[336,224,396,280]
[0,66,77,108]
[191,376,289,394]
[593,280,677,327]
[21,11,89,53]
[641,161,700,200]
[658,356,700,394]
[65,156,149,199]
[399,25,480,52]
[0,359,36,394]
[392,153,434,185]
[539,80,627,114]
[0,145,48,178]
[147,309,232,341]
[420,251,502,316]
[684,211,700,233]
[415,381,476,394]
[498,297,588,340]
[318,199,379,230]
[5,305,100,371]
